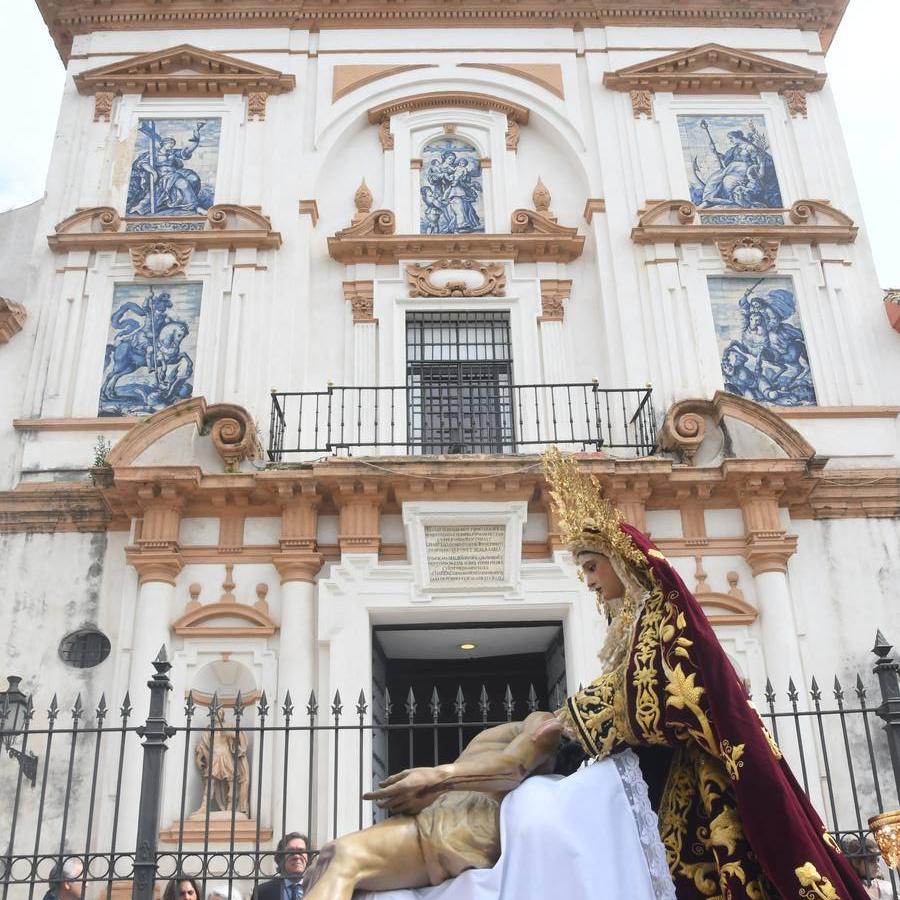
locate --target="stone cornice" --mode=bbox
[327,208,584,264]
[631,199,857,247]
[603,43,827,95]
[2,460,898,535]
[48,205,282,254]
[37,1,849,64]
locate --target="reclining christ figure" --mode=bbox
[303,711,674,900]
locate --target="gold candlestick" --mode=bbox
[869,810,900,869]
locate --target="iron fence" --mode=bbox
[267,383,657,460]
[1,635,899,899]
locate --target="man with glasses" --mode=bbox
[252,833,308,900]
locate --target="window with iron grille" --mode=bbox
[58,629,111,669]
[406,310,515,454]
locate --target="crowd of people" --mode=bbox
[40,831,310,900]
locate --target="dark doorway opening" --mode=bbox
[371,622,566,785]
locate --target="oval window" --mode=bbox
[58,629,111,669]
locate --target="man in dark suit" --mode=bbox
[42,858,83,900]
[252,832,309,900]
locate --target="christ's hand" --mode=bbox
[363,766,446,815]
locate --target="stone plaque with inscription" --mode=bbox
[424,524,506,587]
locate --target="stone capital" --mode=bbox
[126,547,185,586]
[272,552,324,584]
[743,532,798,576]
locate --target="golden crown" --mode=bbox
[542,446,646,567]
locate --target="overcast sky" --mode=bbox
[1,0,898,285]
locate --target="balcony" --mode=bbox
[267,383,656,460]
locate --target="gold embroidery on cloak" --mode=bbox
[565,657,634,760]
[658,747,694,877]
[748,700,783,760]
[796,862,841,900]
[720,739,746,781]
[631,581,667,744]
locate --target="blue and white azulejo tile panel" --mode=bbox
[708,275,817,407]
[678,115,783,210]
[99,282,202,417]
[126,118,221,217]
[419,137,485,235]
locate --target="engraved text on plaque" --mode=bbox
[424,524,506,586]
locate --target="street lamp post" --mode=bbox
[0,676,38,786]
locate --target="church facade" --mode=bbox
[0,0,898,887]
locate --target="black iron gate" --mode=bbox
[1,634,899,899]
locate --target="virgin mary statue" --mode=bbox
[303,450,866,900]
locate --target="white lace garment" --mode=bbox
[357,748,675,900]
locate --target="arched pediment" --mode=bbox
[697,592,759,626]
[173,576,277,638]
[173,601,277,638]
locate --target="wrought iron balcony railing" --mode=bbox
[267,382,656,460]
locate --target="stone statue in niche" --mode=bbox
[193,707,251,816]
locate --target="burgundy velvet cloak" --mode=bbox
[566,523,867,900]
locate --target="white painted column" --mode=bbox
[273,485,323,842]
[742,489,828,816]
[117,565,180,854]
[273,571,319,841]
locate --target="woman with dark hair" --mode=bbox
[162,876,200,900]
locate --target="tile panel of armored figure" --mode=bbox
[99,282,202,417]
[708,276,816,407]
[419,137,485,235]
[677,115,783,211]
[126,118,222,217]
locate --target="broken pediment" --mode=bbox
[658,392,816,467]
[74,44,296,120]
[604,44,826,117]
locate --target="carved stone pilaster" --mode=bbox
[608,476,652,533]
[738,478,798,575]
[276,484,321,553]
[335,481,385,555]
